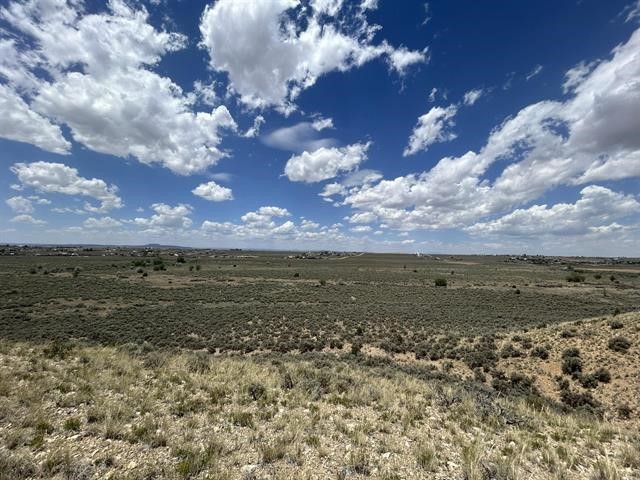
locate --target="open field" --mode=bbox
[0,248,639,478]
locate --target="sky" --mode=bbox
[1,0,640,256]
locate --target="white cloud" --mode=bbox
[467,186,639,236]
[10,161,123,213]
[199,0,426,110]
[193,80,218,106]
[262,122,337,153]
[346,211,377,224]
[625,0,640,23]
[244,115,266,138]
[319,169,382,199]
[134,203,193,230]
[462,89,484,106]
[192,181,234,202]
[337,26,640,235]
[562,60,599,94]
[0,0,237,175]
[0,84,71,154]
[300,219,320,230]
[351,225,372,233]
[29,196,51,205]
[311,117,334,131]
[284,142,371,182]
[83,217,122,229]
[403,104,458,156]
[241,206,290,225]
[10,214,45,225]
[428,87,438,103]
[387,46,429,75]
[6,196,33,214]
[525,64,543,81]
[209,173,234,183]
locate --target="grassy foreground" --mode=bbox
[0,318,639,479]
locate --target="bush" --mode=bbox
[176,255,185,263]
[559,388,601,413]
[560,329,577,338]
[593,367,611,383]
[561,347,580,359]
[351,342,363,355]
[578,374,598,389]
[434,278,447,287]
[530,346,549,359]
[566,272,585,282]
[499,343,522,358]
[617,404,633,419]
[609,319,624,329]
[562,356,582,375]
[608,336,632,353]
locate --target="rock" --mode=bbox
[241,464,258,474]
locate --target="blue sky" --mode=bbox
[1,0,640,255]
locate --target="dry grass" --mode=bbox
[0,334,639,479]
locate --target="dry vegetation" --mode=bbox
[0,249,639,478]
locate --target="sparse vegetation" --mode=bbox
[608,336,632,353]
[0,249,638,478]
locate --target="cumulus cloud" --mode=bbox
[337,26,640,233]
[83,217,122,229]
[10,214,45,224]
[319,169,382,200]
[284,142,371,182]
[10,161,123,213]
[403,104,458,156]
[199,0,426,110]
[6,196,34,214]
[562,60,599,94]
[0,84,71,154]
[192,181,234,202]
[134,203,193,230]
[241,206,290,225]
[199,205,355,247]
[467,186,639,236]
[0,0,237,175]
[311,117,334,131]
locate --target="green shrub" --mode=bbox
[434,278,447,287]
[560,329,577,338]
[608,336,631,353]
[561,347,580,359]
[561,356,582,375]
[566,272,585,282]
[609,319,624,329]
[530,346,549,359]
[617,404,633,419]
[593,367,611,383]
